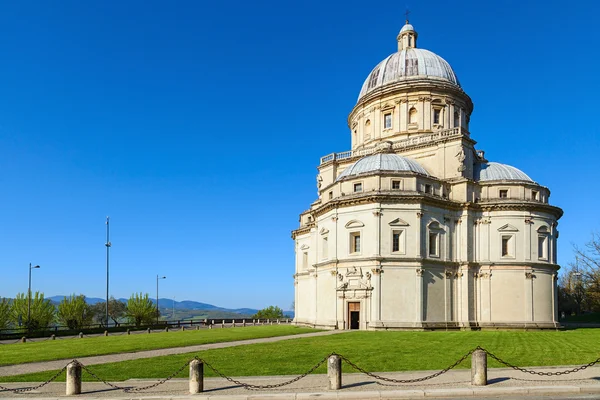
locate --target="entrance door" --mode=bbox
[348,302,360,330]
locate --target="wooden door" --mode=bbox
[348,302,360,330]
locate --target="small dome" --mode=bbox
[336,153,429,182]
[399,23,415,33]
[358,48,460,101]
[475,162,534,183]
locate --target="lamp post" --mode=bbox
[105,217,111,328]
[156,275,166,324]
[28,263,40,329]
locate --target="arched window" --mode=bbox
[454,111,460,128]
[409,108,417,124]
[365,120,372,139]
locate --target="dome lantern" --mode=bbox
[397,21,418,51]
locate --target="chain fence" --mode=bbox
[2,346,600,394]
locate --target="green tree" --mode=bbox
[10,292,55,331]
[56,294,94,330]
[0,298,11,330]
[90,297,127,326]
[125,293,156,327]
[252,305,284,320]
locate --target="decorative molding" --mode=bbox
[445,270,453,278]
[345,220,365,228]
[416,268,424,277]
[330,270,337,276]
[498,223,519,232]
[300,244,310,250]
[524,218,534,225]
[371,268,383,275]
[416,212,424,218]
[455,272,464,278]
[525,272,536,279]
[389,218,409,226]
[319,227,329,235]
[373,211,382,217]
[331,216,338,222]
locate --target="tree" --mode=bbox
[125,293,156,327]
[90,297,127,326]
[10,292,55,331]
[559,233,600,316]
[0,298,11,330]
[252,305,284,320]
[56,295,94,330]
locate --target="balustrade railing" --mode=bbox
[320,127,466,165]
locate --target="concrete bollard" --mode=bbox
[277,319,280,324]
[189,359,204,394]
[20,337,26,343]
[232,321,236,328]
[165,326,169,332]
[51,334,56,340]
[127,329,131,335]
[243,320,246,327]
[471,349,487,386]
[78,332,83,339]
[209,324,212,329]
[196,326,200,331]
[252,319,255,326]
[66,361,82,395]
[327,354,342,390]
[147,328,151,334]
[221,320,225,328]
[104,330,108,337]
[211,320,214,325]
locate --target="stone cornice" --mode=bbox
[477,201,563,219]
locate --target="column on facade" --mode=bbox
[444,270,452,322]
[415,268,424,323]
[400,100,408,132]
[524,271,534,321]
[394,100,401,133]
[525,218,532,260]
[373,106,381,140]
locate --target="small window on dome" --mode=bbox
[409,107,418,124]
[384,113,392,129]
[368,69,380,90]
[532,190,539,201]
[354,183,363,193]
[433,109,441,125]
[392,180,402,190]
[499,189,508,199]
[454,111,460,128]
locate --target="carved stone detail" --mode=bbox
[416,268,424,277]
[371,268,383,275]
[525,272,536,279]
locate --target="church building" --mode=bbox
[292,21,563,330]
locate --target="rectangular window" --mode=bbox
[501,235,512,257]
[392,230,403,253]
[392,180,401,190]
[302,252,308,270]
[350,232,361,253]
[328,191,333,200]
[429,232,438,256]
[425,184,432,194]
[532,190,539,201]
[433,109,441,124]
[538,236,547,259]
[384,113,392,129]
[353,183,363,193]
[499,189,508,198]
[322,237,328,259]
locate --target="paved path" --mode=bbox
[1,365,600,399]
[0,330,346,377]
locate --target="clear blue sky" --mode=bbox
[1,0,598,310]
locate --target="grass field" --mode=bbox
[2,329,600,382]
[0,326,318,367]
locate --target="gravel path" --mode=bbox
[0,330,346,377]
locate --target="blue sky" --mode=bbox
[0,0,598,310]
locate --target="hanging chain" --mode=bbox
[0,364,68,393]
[336,349,475,384]
[202,355,330,389]
[481,347,600,376]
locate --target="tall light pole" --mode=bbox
[156,275,166,324]
[28,263,40,329]
[105,217,111,327]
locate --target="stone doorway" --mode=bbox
[348,302,360,329]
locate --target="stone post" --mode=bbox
[232,321,236,328]
[208,324,212,330]
[327,354,342,390]
[104,330,108,337]
[221,320,225,328]
[471,349,487,386]
[196,326,200,330]
[78,332,83,339]
[127,329,130,335]
[242,320,246,327]
[66,361,82,395]
[20,337,26,343]
[165,326,169,332]
[147,328,151,334]
[189,359,204,394]
[51,334,56,340]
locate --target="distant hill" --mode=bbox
[47,295,296,319]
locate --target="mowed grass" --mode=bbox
[3,329,600,382]
[0,326,319,366]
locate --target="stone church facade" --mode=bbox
[292,22,563,330]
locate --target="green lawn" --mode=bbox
[3,329,600,382]
[0,326,318,367]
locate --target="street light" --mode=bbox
[105,217,111,328]
[28,263,40,329]
[156,275,166,324]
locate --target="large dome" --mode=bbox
[358,48,460,101]
[474,162,535,183]
[357,23,460,102]
[336,153,429,182]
